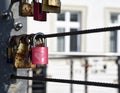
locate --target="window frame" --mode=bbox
[104,8,120,52]
[54,6,87,52]
[56,11,81,52]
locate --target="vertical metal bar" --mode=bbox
[0,0,16,93]
[0,0,10,11]
[70,59,73,93]
[85,59,88,93]
[32,66,47,93]
[117,57,120,93]
[0,1,28,93]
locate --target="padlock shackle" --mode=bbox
[25,34,35,45]
[34,0,40,3]
[8,36,17,46]
[33,32,47,47]
[17,34,27,45]
[8,36,14,44]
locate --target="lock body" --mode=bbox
[7,47,14,63]
[48,0,61,7]
[32,33,48,65]
[42,0,61,13]
[14,42,29,68]
[7,36,17,63]
[34,0,47,21]
[19,0,33,16]
[32,47,48,64]
[14,36,36,68]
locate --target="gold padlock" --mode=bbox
[7,36,17,63]
[14,35,36,68]
[42,0,61,13]
[19,0,33,16]
[48,0,61,7]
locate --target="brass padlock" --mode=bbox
[42,0,61,13]
[26,35,36,68]
[14,35,36,68]
[48,0,61,7]
[7,36,17,63]
[19,0,33,16]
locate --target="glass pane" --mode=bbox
[70,13,78,22]
[57,28,65,52]
[110,13,120,52]
[110,31,117,52]
[57,13,65,21]
[57,37,65,52]
[70,28,78,51]
[111,14,118,23]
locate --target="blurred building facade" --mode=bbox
[26,0,120,53]
[11,0,120,93]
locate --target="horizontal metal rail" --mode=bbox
[49,52,120,58]
[10,75,120,89]
[44,26,120,38]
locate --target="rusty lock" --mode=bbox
[14,35,36,68]
[19,0,33,16]
[7,36,17,63]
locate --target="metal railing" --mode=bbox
[11,52,120,93]
[48,52,120,93]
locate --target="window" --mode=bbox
[70,28,78,51]
[110,13,120,52]
[56,11,81,52]
[111,14,118,23]
[57,12,65,21]
[110,31,117,52]
[57,28,65,52]
[105,8,120,52]
[70,13,79,22]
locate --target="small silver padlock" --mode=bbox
[42,0,61,13]
[19,0,33,16]
[32,33,48,65]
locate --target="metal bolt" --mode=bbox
[14,22,23,31]
[0,11,11,20]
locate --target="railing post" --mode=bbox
[70,59,73,93]
[0,0,28,93]
[0,0,16,93]
[117,56,120,93]
[85,59,88,93]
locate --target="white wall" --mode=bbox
[27,0,120,52]
[26,1,120,93]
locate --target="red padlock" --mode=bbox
[33,0,47,21]
[32,33,48,65]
